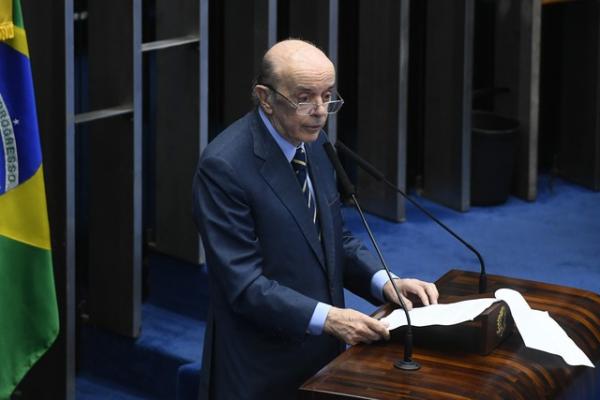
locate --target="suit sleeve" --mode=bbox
[340,221,385,305]
[193,155,318,341]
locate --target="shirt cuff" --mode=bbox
[307,302,332,335]
[371,269,399,303]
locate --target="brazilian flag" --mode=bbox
[0,0,59,398]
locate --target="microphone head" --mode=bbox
[323,142,356,199]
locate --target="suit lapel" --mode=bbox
[251,113,326,270]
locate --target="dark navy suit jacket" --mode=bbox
[192,110,382,399]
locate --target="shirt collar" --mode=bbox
[258,107,303,162]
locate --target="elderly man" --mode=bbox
[192,39,438,399]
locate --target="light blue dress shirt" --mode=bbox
[258,108,394,335]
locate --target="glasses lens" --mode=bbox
[326,100,344,114]
[295,99,344,115]
[296,103,315,115]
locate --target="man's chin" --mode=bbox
[303,126,323,140]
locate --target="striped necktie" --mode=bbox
[291,147,320,239]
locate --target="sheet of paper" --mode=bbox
[494,288,594,368]
[379,288,594,368]
[380,297,499,330]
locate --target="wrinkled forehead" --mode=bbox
[267,43,336,92]
[280,60,336,93]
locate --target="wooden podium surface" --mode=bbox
[299,270,600,399]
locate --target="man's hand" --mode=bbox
[383,278,439,310]
[323,307,390,346]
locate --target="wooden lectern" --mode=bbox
[299,270,600,399]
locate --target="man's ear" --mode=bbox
[254,85,273,114]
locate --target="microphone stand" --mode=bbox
[323,142,420,371]
[335,141,487,294]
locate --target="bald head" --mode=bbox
[260,40,334,87]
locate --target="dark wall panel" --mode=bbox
[338,0,360,183]
[149,0,203,264]
[208,0,275,138]
[423,0,474,211]
[154,45,201,263]
[87,116,141,336]
[16,0,76,399]
[494,0,541,200]
[222,0,273,130]
[548,1,600,190]
[86,0,142,337]
[354,0,410,221]
[279,0,329,48]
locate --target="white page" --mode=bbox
[494,288,594,367]
[380,297,499,330]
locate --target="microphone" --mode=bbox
[335,140,488,294]
[323,142,420,371]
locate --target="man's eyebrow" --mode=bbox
[295,85,335,93]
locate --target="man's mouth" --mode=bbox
[305,125,322,132]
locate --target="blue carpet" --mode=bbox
[77,255,207,399]
[76,373,151,400]
[77,176,600,399]
[344,176,600,314]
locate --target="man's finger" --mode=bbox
[379,319,391,340]
[364,317,390,341]
[411,284,430,306]
[424,283,439,305]
[401,295,413,310]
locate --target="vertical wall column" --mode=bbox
[423,0,474,212]
[16,0,76,398]
[328,0,340,142]
[85,0,142,337]
[150,0,204,264]
[543,0,600,190]
[354,0,410,222]
[494,0,541,200]
[200,0,209,158]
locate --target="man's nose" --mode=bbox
[312,102,327,117]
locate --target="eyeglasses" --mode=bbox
[261,84,344,115]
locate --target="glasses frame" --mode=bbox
[259,84,344,115]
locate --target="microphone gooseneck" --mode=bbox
[334,141,488,294]
[323,142,420,371]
